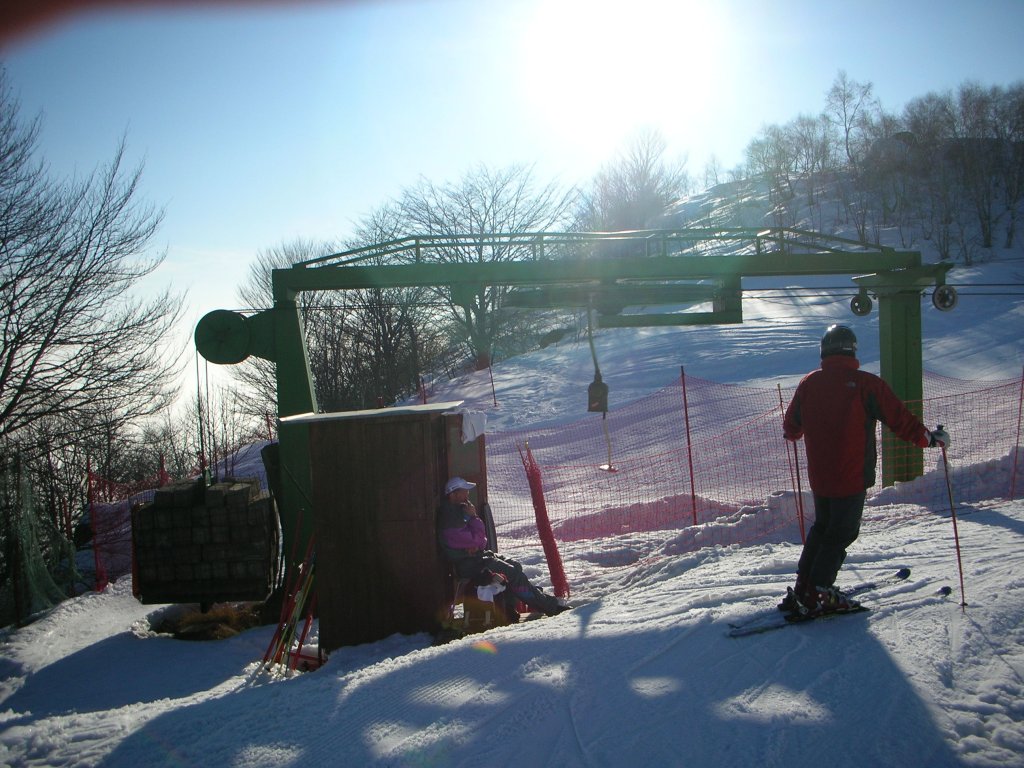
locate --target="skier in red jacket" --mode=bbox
[781,324,950,617]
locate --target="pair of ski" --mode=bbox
[727,568,948,638]
[263,536,320,670]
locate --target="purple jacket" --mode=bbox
[437,498,487,562]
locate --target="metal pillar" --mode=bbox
[876,290,925,485]
[855,262,952,486]
[267,298,317,575]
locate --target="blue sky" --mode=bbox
[3,0,1024,333]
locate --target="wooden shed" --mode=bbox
[279,402,486,651]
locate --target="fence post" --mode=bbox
[518,442,570,598]
[1012,366,1024,501]
[680,367,698,526]
[86,458,108,593]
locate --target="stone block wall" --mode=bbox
[132,477,280,606]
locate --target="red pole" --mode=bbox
[680,367,698,526]
[778,384,807,543]
[87,459,108,592]
[264,530,313,664]
[290,591,319,671]
[1010,366,1023,501]
[273,550,316,666]
[518,442,570,598]
[792,441,807,543]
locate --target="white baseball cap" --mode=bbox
[445,476,476,495]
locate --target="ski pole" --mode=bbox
[777,385,806,543]
[938,431,967,611]
[792,440,807,544]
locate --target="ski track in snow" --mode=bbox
[3,503,1024,767]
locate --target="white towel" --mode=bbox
[460,411,487,443]
[476,577,506,603]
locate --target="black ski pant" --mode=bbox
[453,551,559,614]
[797,492,867,590]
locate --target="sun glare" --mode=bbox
[519,0,731,165]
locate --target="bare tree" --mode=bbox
[787,113,835,205]
[901,83,1018,256]
[0,72,183,455]
[994,82,1024,247]
[341,205,446,407]
[745,124,799,227]
[702,155,723,190]
[0,69,184,618]
[947,82,1002,249]
[398,164,577,369]
[141,410,198,481]
[234,230,438,413]
[825,70,878,170]
[899,90,972,259]
[233,238,340,415]
[577,128,692,233]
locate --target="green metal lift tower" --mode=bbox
[195,228,955,570]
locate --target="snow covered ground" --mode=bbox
[2,495,1023,767]
[2,223,1024,766]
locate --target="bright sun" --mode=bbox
[519,0,732,165]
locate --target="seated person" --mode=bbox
[438,476,568,617]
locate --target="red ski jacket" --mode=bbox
[783,355,930,497]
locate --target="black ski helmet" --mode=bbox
[820,324,857,358]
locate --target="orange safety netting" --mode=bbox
[86,371,1024,595]
[486,371,1024,556]
[87,468,169,592]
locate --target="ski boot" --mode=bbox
[791,585,862,619]
[777,574,807,612]
[812,586,861,614]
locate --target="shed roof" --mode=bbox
[279,401,465,425]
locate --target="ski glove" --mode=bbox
[927,426,951,448]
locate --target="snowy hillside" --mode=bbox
[2,186,1024,766]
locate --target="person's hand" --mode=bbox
[461,501,478,517]
[928,425,951,448]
